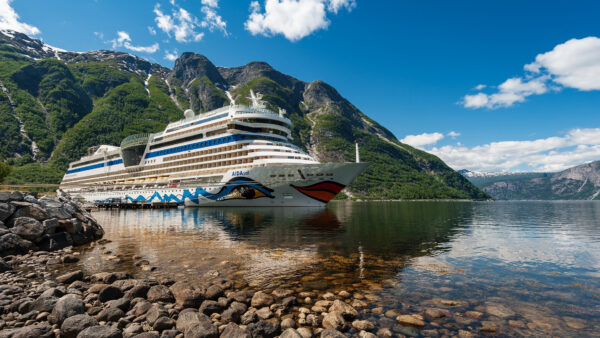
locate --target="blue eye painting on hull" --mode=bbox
[95,177,275,205]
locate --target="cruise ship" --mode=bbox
[59,91,369,207]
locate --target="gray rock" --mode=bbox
[0,191,10,203]
[241,309,258,325]
[280,328,303,338]
[320,328,346,338]
[330,300,358,320]
[57,270,84,284]
[77,325,122,338]
[61,314,99,338]
[322,312,346,331]
[198,300,223,315]
[24,195,38,204]
[42,218,59,234]
[145,304,167,325]
[10,191,24,201]
[11,205,48,222]
[153,316,175,331]
[203,285,223,300]
[247,320,280,338]
[98,286,124,302]
[0,202,15,221]
[221,301,247,323]
[124,285,149,300]
[95,307,125,322]
[12,323,54,338]
[123,323,143,337]
[228,290,252,304]
[169,281,203,308]
[31,296,59,313]
[158,330,179,338]
[0,257,10,272]
[146,285,174,303]
[49,294,85,325]
[107,298,130,312]
[220,323,251,338]
[184,320,218,338]
[175,311,209,332]
[251,291,274,308]
[40,287,65,298]
[0,232,33,255]
[10,217,44,241]
[131,333,158,338]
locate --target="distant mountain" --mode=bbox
[0,29,489,200]
[460,162,600,200]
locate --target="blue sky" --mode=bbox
[2,0,600,172]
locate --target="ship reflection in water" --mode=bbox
[81,201,599,336]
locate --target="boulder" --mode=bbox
[10,217,44,241]
[251,291,275,308]
[169,281,203,308]
[280,328,303,338]
[352,320,375,331]
[329,300,358,320]
[11,205,48,222]
[42,218,59,234]
[320,328,346,338]
[204,285,223,300]
[198,300,223,315]
[124,284,150,299]
[221,301,247,323]
[77,325,122,338]
[98,286,124,302]
[107,298,130,312]
[10,191,24,201]
[0,191,10,203]
[183,318,218,338]
[247,320,280,338]
[153,316,175,331]
[31,296,59,313]
[228,290,252,304]
[0,232,33,256]
[49,294,85,325]
[61,314,99,338]
[322,312,347,331]
[57,270,84,284]
[0,202,15,221]
[12,323,54,338]
[220,323,251,338]
[145,304,168,325]
[146,285,174,303]
[176,311,209,332]
[95,307,125,322]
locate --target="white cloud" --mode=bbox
[245,0,354,42]
[164,49,178,61]
[109,31,159,54]
[201,0,219,7]
[447,131,460,138]
[473,84,486,90]
[427,128,600,172]
[401,132,445,148]
[93,31,104,40]
[153,1,227,43]
[148,26,157,35]
[0,0,40,35]
[463,36,600,109]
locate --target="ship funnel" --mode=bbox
[355,143,360,163]
[184,109,195,119]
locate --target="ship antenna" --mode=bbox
[355,142,360,163]
[225,91,235,106]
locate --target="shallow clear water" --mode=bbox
[79,201,600,336]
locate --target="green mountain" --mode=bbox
[0,30,488,200]
[460,162,600,200]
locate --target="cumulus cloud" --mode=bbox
[110,31,159,54]
[447,131,460,138]
[463,36,600,109]
[148,26,157,35]
[401,132,445,147]
[0,0,40,35]
[427,128,600,172]
[245,0,355,42]
[153,1,226,42]
[164,49,178,61]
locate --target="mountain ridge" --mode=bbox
[0,29,488,200]
[460,162,600,200]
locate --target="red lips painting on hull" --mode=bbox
[290,181,346,203]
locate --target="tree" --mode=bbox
[0,161,12,183]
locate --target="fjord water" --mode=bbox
[85,201,599,336]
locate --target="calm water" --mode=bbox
[76,201,599,336]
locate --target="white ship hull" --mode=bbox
[70,163,368,207]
